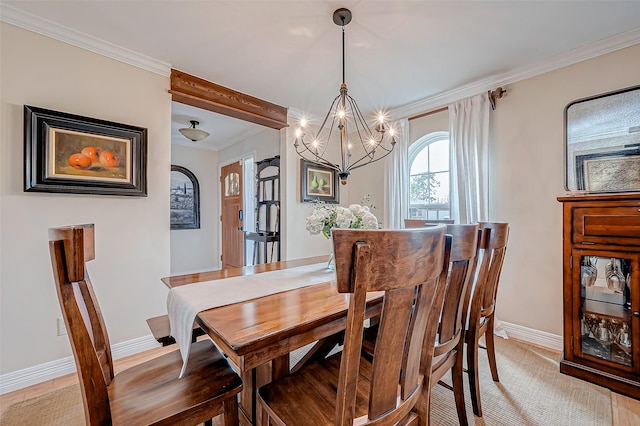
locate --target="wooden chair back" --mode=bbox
[471,222,509,321]
[331,226,450,425]
[434,224,479,358]
[49,224,114,425]
[405,218,454,228]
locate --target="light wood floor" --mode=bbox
[1,343,639,424]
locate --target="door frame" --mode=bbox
[217,151,256,268]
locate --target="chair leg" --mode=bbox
[452,348,468,426]
[260,407,270,426]
[485,315,500,382]
[466,333,483,417]
[414,386,431,426]
[222,395,239,426]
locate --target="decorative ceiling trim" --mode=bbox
[2,2,638,119]
[391,27,640,119]
[170,69,289,130]
[0,4,171,76]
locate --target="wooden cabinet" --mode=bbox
[558,193,640,399]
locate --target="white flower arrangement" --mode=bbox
[306,197,380,239]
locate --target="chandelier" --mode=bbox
[294,8,396,185]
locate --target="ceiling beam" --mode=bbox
[169,69,289,130]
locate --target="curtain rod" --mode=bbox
[407,87,507,120]
[408,106,448,121]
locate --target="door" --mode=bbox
[221,161,244,268]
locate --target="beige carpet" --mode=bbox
[1,338,611,425]
[430,338,611,425]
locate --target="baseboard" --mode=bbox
[0,334,159,395]
[499,321,563,352]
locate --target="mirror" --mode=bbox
[565,85,640,193]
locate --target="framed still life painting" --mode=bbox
[300,159,339,203]
[24,105,147,196]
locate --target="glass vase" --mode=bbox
[327,232,335,270]
[327,249,335,270]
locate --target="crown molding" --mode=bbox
[0,4,171,77]
[2,3,638,118]
[391,27,640,119]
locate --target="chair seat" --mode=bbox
[109,340,242,425]
[259,352,374,425]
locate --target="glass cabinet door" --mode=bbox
[573,251,636,370]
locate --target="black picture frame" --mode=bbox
[24,105,147,196]
[564,84,640,193]
[300,159,339,203]
[575,147,640,192]
[170,165,200,230]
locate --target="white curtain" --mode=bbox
[449,94,490,224]
[449,94,508,339]
[384,119,409,229]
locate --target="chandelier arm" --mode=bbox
[347,95,381,159]
[348,94,377,140]
[349,138,393,170]
[297,140,339,169]
[312,94,342,141]
[295,144,341,170]
[347,147,395,172]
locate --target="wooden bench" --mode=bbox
[146,314,205,347]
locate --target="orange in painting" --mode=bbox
[99,151,120,167]
[68,153,92,170]
[80,146,102,163]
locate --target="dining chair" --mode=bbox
[405,219,455,228]
[362,224,479,426]
[257,226,451,426]
[48,224,242,426]
[464,221,509,417]
[427,224,479,426]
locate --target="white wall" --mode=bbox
[0,23,171,374]
[170,145,219,274]
[490,43,640,335]
[409,111,449,144]
[218,127,280,166]
[280,120,342,260]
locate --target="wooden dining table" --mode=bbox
[162,256,384,426]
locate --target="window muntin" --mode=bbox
[409,132,450,221]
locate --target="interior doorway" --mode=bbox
[220,161,244,268]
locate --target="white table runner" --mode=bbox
[167,262,334,377]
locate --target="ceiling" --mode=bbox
[3,1,640,150]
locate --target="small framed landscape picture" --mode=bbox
[300,159,339,203]
[24,105,147,196]
[170,165,200,230]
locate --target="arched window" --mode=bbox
[408,131,450,220]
